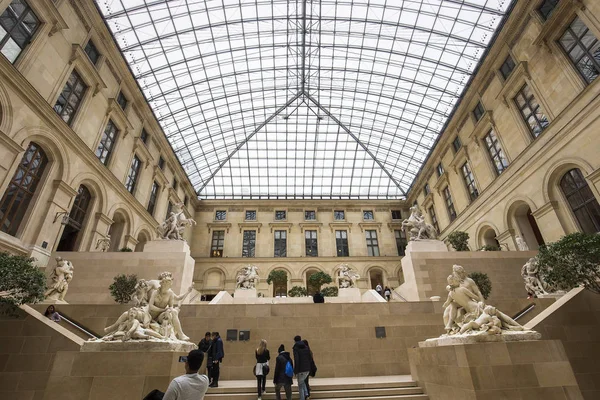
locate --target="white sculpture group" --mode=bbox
[402,206,438,241]
[442,265,526,336]
[44,257,74,303]
[95,234,111,252]
[521,257,554,297]
[156,202,197,240]
[236,265,260,289]
[337,264,360,288]
[96,271,192,343]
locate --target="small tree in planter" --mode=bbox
[321,286,339,297]
[447,231,470,251]
[468,272,492,300]
[288,286,308,297]
[0,253,46,315]
[308,271,333,292]
[109,274,138,304]
[266,270,288,286]
[479,244,500,251]
[119,247,133,252]
[537,232,600,294]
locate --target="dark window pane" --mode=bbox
[96,120,119,165]
[559,18,600,85]
[210,231,224,257]
[54,70,88,125]
[0,1,39,64]
[242,230,256,257]
[125,155,141,194]
[245,210,256,220]
[560,168,600,233]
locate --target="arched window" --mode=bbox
[560,168,600,233]
[56,185,92,251]
[0,142,48,236]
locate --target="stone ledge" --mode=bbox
[81,339,197,352]
[420,330,542,347]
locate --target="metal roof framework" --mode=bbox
[96,0,512,199]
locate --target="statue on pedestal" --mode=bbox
[44,257,74,303]
[156,202,197,240]
[521,257,551,297]
[236,265,259,289]
[515,235,530,251]
[98,271,192,343]
[95,234,111,252]
[337,264,360,288]
[402,206,438,241]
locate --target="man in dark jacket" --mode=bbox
[292,335,311,400]
[312,291,324,303]
[209,332,224,388]
[273,344,293,400]
[198,332,212,375]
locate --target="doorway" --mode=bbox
[56,185,91,251]
[369,269,384,290]
[511,203,545,250]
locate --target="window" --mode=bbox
[304,210,316,220]
[140,129,149,145]
[274,230,287,257]
[514,84,549,138]
[166,201,173,219]
[363,210,374,220]
[210,231,224,257]
[183,195,189,207]
[0,142,47,236]
[96,120,119,166]
[423,183,431,196]
[172,178,178,191]
[538,0,559,21]
[0,0,40,63]
[214,210,226,221]
[395,229,407,256]
[461,162,479,202]
[560,169,600,233]
[116,91,128,110]
[452,136,462,153]
[499,55,516,80]
[245,210,256,220]
[391,210,402,220]
[436,163,445,177]
[483,130,509,175]
[158,156,165,170]
[54,70,88,125]
[242,230,256,257]
[275,210,286,220]
[335,230,349,257]
[559,17,600,84]
[334,210,345,220]
[428,205,439,233]
[147,181,159,215]
[443,186,457,222]
[472,101,485,122]
[305,230,318,256]
[84,40,100,65]
[365,230,380,256]
[125,155,141,194]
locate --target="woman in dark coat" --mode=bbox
[273,344,293,400]
[303,339,316,400]
[255,339,271,399]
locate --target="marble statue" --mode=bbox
[236,265,260,289]
[98,271,193,343]
[337,264,360,288]
[44,257,74,302]
[402,205,437,240]
[95,234,111,252]
[515,235,529,251]
[156,202,197,240]
[521,257,550,296]
[441,264,526,336]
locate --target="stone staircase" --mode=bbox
[204,375,428,400]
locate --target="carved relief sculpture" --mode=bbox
[95,234,111,252]
[44,257,74,303]
[515,235,530,251]
[337,264,360,288]
[236,265,260,289]
[156,202,197,240]
[402,205,438,241]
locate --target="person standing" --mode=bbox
[198,332,212,376]
[273,344,293,400]
[292,335,311,400]
[255,339,270,399]
[302,339,316,400]
[209,332,224,388]
[375,283,383,298]
[384,286,391,301]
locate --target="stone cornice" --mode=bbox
[237,222,263,233]
[328,222,352,233]
[268,222,293,233]
[358,222,382,233]
[0,130,24,154]
[94,212,114,226]
[531,201,558,220]
[207,222,232,234]
[52,179,78,198]
[299,222,323,233]
[70,44,107,96]
[496,229,515,242]
[585,168,600,184]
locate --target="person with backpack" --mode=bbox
[273,344,293,400]
[255,339,270,399]
[209,332,224,388]
[292,335,311,400]
[384,286,392,301]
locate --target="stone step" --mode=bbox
[205,387,426,399]
[206,380,418,394]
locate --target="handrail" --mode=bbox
[57,312,100,339]
[512,303,535,321]
[390,289,408,302]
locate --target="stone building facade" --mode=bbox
[410,0,600,251]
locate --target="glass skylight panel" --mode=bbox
[97,0,513,199]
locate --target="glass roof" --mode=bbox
[96,0,513,199]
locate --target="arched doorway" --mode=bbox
[108,211,127,251]
[510,202,544,250]
[369,268,384,290]
[57,185,92,251]
[305,269,321,296]
[481,227,500,248]
[135,231,150,252]
[270,269,289,297]
[560,168,600,233]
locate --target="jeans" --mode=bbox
[256,374,266,396]
[274,383,291,400]
[211,361,220,385]
[305,375,311,397]
[296,371,309,400]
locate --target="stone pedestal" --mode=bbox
[81,340,196,353]
[338,287,362,302]
[233,288,257,303]
[409,339,583,400]
[143,239,190,255]
[397,240,448,301]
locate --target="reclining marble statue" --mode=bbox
[236,265,259,289]
[437,265,536,341]
[95,272,193,344]
[401,205,438,241]
[44,257,74,303]
[156,202,197,240]
[337,264,360,288]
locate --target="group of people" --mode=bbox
[375,284,393,301]
[197,331,225,388]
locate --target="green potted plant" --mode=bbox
[266,270,288,286]
[288,286,308,297]
[479,244,500,251]
[308,271,333,292]
[447,231,470,251]
[0,253,46,315]
[537,232,600,294]
[119,247,133,252]
[468,271,492,299]
[321,286,339,297]
[109,274,138,304]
